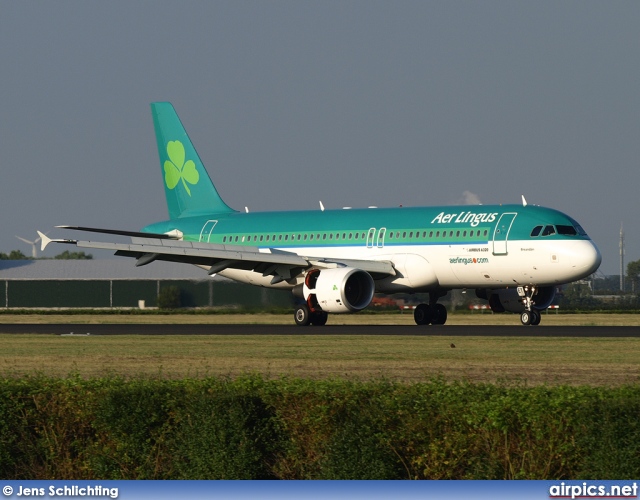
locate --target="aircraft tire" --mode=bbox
[531,310,541,326]
[414,304,433,325]
[311,311,328,326]
[431,304,448,325]
[520,310,532,326]
[294,304,312,326]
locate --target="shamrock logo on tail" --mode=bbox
[164,140,199,196]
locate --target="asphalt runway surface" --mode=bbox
[1,324,640,337]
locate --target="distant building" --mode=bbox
[0,260,291,309]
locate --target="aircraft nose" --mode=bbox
[574,240,602,276]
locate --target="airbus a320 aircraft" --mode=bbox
[40,102,601,326]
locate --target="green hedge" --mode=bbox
[1,376,639,479]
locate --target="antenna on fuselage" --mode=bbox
[245,207,249,213]
[319,201,325,212]
[521,195,528,207]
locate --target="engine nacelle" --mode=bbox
[476,286,556,313]
[303,267,375,313]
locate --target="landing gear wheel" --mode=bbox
[311,311,328,326]
[294,304,312,326]
[520,310,532,326]
[431,304,448,325]
[414,304,433,325]
[530,310,541,326]
[518,285,544,326]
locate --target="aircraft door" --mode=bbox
[492,213,517,255]
[199,220,218,242]
[377,228,386,248]
[366,228,376,248]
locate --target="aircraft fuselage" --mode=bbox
[142,203,601,293]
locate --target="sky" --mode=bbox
[1,1,638,275]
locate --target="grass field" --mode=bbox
[1,312,640,325]
[1,313,639,385]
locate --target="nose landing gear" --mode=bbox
[518,286,542,326]
[520,309,541,326]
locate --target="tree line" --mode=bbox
[0,250,92,260]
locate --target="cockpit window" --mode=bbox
[541,225,556,236]
[556,225,578,236]
[530,226,543,237]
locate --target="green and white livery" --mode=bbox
[40,102,601,326]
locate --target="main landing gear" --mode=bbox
[518,286,541,326]
[294,303,328,326]
[414,291,448,326]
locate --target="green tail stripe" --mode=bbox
[151,102,236,219]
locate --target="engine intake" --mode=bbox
[303,267,375,313]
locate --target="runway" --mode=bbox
[1,324,640,337]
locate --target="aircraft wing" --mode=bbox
[38,230,395,284]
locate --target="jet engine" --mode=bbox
[303,267,375,313]
[476,286,556,313]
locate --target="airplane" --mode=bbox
[39,102,602,326]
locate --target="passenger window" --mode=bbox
[531,226,543,237]
[541,225,556,236]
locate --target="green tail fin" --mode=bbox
[151,102,236,219]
